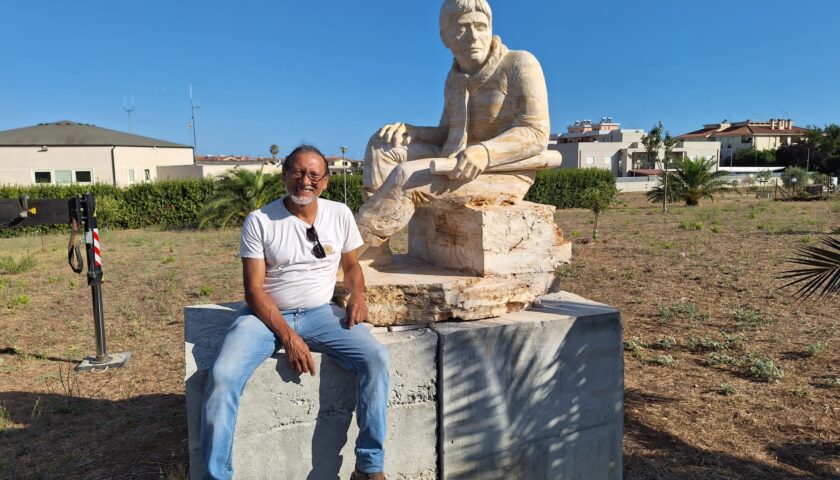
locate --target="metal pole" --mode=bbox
[340,146,349,204]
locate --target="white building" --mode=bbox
[678,118,808,165]
[549,118,720,176]
[0,121,194,186]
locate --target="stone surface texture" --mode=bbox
[435,291,624,480]
[185,304,438,480]
[185,293,623,479]
[408,200,570,276]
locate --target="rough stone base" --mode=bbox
[185,303,438,480]
[185,293,623,480]
[336,255,563,326]
[435,291,624,480]
[408,200,571,276]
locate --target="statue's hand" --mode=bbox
[377,122,414,147]
[449,145,490,181]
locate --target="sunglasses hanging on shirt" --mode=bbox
[306,226,327,259]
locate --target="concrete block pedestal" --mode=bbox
[185,292,623,479]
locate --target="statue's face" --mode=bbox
[443,11,492,73]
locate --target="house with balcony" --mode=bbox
[678,118,808,166]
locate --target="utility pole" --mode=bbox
[189,84,200,161]
[123,95,135,132]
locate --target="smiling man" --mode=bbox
[356,0,551,261]
[201,145,389,480]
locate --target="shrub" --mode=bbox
[0,255,36,274]
[743,352,783,382]
[525,168,615,209]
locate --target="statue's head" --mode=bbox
[439,0,493,73]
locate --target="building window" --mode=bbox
[75,171,92,183]
[604,156,611,166]
[741,136,752,144]
[55,170,73,185]
[128,169,135,183]
[34,171,52,184]
[144,169,151,181]
[585,156,595,166]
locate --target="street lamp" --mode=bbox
[339,146,349,204]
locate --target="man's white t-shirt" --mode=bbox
[239,197,363,310]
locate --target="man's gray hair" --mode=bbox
[439,0,492,29]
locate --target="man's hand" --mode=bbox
[345,295,369,329]
[449,145,490,181]
[283,332,317,376]
[378,122,414,147]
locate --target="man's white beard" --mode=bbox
[289,193,318,206]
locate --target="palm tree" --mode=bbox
[646,156,732,206]
[199,167,284,228]
[269,144,280,164]
[778,235,840,301]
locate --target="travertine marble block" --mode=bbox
[408,200,571,276]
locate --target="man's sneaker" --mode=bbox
[350,470,386,480]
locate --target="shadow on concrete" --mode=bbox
[305,359,356,480]
[0,391,186,480]
[439,299,623,478]
[623,388,836,479]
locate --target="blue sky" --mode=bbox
[2,0,838,159]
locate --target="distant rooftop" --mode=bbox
[0,121,191,148]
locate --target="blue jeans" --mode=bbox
[201,304,390,480]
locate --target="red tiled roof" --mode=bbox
[677,126,719,140]
[714,125,809,137]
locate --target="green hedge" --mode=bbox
[525,168,616,208]
[1,168,611,237]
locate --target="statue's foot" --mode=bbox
[359,242,393,267]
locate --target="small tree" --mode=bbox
[640,122,663,170]
[781,167,808,193]
[661,131,677,213]
[579,183,617,240]
[269,144,280,164]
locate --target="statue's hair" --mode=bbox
[439,0,492,29]
[282,144,330,176]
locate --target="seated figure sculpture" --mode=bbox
[356,0,559,262]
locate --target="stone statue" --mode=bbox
[342,0,569,325]
[356,0,561,261]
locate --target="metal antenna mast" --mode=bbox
[189,84,200,154]
[122,95,135,132]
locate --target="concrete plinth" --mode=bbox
[408,200,571,276]
[185,293,623,480]
[185,303,438,480]
[434,291,624,480]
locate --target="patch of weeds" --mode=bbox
[648,354,675,367]
[800,234,814,244]
[6,294,30,309]
[710,225,721,233]
[688,336,728,353]
[718,383,736,396]
[659,241,676,250]
[0,403,12,430]
[678,220,703,230]
[706,352,737,366]
[0,255,36,275]
[803,342,827,358]
[68,279,78,289]
[653,336,677,350]
[570,230,581,238]
[658,301,698,322]
[756,223,764,230]
[623,336,646,359]
[742,352,783,383]
[162,256,176,264]
[814,376,840,388]
[792,389,809,398]
[199,285,213,297]
[732,307,773,330]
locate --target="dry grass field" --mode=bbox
[0,192,838,479]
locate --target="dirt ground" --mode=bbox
[0,192,838,479]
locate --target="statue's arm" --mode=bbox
[479,51,550,168]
